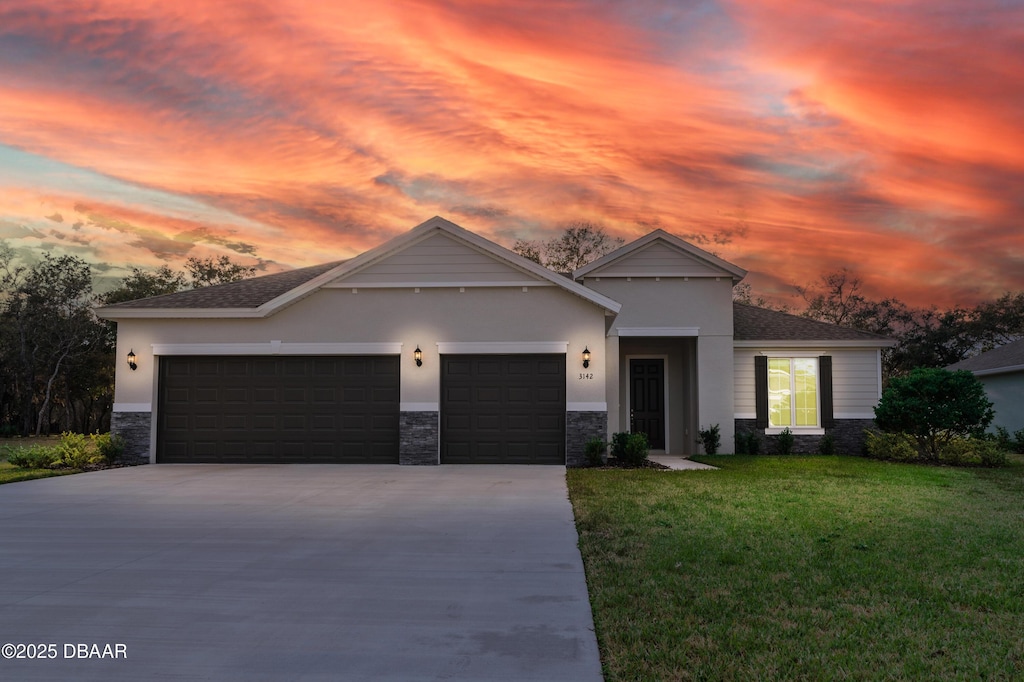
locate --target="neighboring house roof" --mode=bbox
[733,302,896,347]
[96,216,621,319]
[573,229,748,282]
[946,338,1024,376]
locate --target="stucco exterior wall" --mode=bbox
[584,276,736,453]
[111,285,609,436]
[980,372,1024,433]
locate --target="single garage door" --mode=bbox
[441,354,565,464]
[158,356,399,463]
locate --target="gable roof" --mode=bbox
[96,261,345,314]
[733,302,895,347]
[96,216,621,319]
[573,229,748,282]
[946,338,1024,376]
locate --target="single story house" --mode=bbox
[97,216,894,465]
[947,338,1024,434]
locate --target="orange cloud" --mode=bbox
[0,0,1021,308]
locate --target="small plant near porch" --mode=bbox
[697,424,721,454]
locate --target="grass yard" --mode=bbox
[568,455,1024,681]
[0,436,78,485]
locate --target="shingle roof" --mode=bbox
[98,261,346,310]
[733,302,893,342]
[947,338,1024,374]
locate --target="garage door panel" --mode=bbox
[158,356,399,463]
[441,354,565,464]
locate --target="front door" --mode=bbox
[630,358,665,449]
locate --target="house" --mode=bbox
[96,216,894,465]
[947,338,1024,434]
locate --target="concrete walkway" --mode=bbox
[0,466,603,681]
[647,455,718,470]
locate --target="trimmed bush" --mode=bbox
[611,431,649,467]
[584,436,607,467]
[92,432,126,463]
[697,424,721,455]
[940,438,1007,468]
[865,430,919,462]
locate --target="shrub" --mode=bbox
[584,436,607,467]
[864,430,918,462]
[1014,429,1024,454]
[939,438,1008,468]
[776,427,795,455]
[697,424,721,455]
[91,432,126,463]
[4,432,120,470]
[735,430,760,455]
[611,431,649,467]
[56,432,93,468]
[874,368,994,461]
[5,443,62,469]
[817,433,836,455]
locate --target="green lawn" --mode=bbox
[0,436,79,485]
[568,455,1024,681]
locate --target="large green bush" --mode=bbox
[874,368,994,461]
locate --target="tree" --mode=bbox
[185,256,257,287]
[99,265,187,305]
[873,368,994,460]
[512,221,624,272]
[732,282,792,312]
[0,249,105,435]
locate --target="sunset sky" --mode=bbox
[1,0,1021,307]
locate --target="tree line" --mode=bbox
[735,268,1024,377]
[0,244,255,436]
[2,227,1021,436]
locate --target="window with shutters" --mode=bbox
[755,355,833,435]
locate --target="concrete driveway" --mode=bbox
[0,465,603,681]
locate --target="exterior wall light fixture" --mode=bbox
[414,346,423,367]
[582,347,591,369]
[127,349,138,371]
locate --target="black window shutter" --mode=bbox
[819,356,834,428]
[754,355,768,429]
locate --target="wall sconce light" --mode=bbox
[414,346,423,367]
[127,349,138,371]
[582,347,591,369]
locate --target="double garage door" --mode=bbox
[157,354,565,464]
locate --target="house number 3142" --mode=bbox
[578,373,594,380]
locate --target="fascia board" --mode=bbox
[734,339,898,349]
[970,364,1024,377]
[94,307,267,319]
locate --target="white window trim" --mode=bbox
[767,356,822,431]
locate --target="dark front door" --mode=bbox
[630,358,665,449]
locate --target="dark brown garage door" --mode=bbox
[157,356,399,463]
[441,354,565,464]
